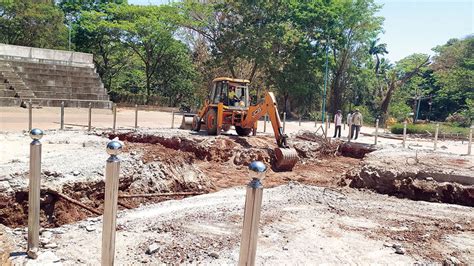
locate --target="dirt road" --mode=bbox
[1,106,471,155]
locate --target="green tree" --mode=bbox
[368,38,388,74]
[430,36,474,122]
[0,0,67,49]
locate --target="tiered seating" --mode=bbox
[0,58,112,108]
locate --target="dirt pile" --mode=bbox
[109,132,273,166]
[345,149,474,206]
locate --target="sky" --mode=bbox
[128,0,474,63]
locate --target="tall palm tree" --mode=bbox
[369,38,388,74]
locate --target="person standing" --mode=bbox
[333,110,342,138]
[351,109,363,140]
[347,111,353,139]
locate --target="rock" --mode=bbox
[425,177,434,181]
[454,224,463,231]
[40,237,51,245]
[130,151,137,156]
[26,251,60,264]
[41,231,53,239]
[0,181,13,193]
[85,226,95,232]
[44,243,58,249]
[395,236,405,241]
[72,171,80,176]
[392,243,402,249]
[395,247,405,255]
[209,252,219,259]
[146,243,160,255]
[445,256,461,265]
[282,246,289,251]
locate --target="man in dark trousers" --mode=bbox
[351,109,363,140]
[333,110,342,138]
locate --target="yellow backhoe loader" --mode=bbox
[185,77,298,171]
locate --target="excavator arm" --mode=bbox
[242,92,298,170]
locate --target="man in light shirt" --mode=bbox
[333,110,342,138]
[351,109,363,140]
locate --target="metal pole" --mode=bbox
[328,113,331,130]
[134,104,138,130]
[112,104,117,132]
[60,101,64,130]
[263,114,267,133]
[434,123,439,151]
[28,99,32,131]
[282,112,286,133]
[239,161,265,266]
[374,119,379,145]
[321,40,329,125]
[27,128,43,259]
[171,111,175,129]
[467,126,472,155]
[403,121,407,148]
[101,141,122,266]
[88,103,92,132]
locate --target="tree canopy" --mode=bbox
[0,0,471,125]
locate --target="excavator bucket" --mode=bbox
[274,147,299,171]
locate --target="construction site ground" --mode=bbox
[0,106,473,264]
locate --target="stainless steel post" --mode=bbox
[27,129,43,259]
[263,115,267,133]
[28,100,32,131]
[434,123,439,151]
[374,119,379,145]
[171,111,175,129]
[112,104,117,132]
[282,112,286,133]
[134,104,138,130]
[60,101,64,130]
[468,126,472,155]
[402,121,407,148]
[101,141,122,266]
[88,103,92,132]
[239,161,266,266]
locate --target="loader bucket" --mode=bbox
[180,115,193,130]
[274,147,298,171]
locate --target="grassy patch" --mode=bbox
[390,123,471,137]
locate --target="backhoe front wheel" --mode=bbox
[235,126,252,136]
[205,109,218,135]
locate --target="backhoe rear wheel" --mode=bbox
[205,109,218,135]
[235,126,252,136]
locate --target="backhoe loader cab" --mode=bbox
[189,77,299,171]
[208,78,250,108]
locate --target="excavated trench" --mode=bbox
[2,130,471,229]
[345,150,474,207]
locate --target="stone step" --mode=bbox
[23,98,112,109]
[0,97,22,106]
[0,89,16,97]
[11,63,98,74]
[18,69,99,79]
[34,91,109,101]
[30,85,107,94]
[23,78,103,87]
